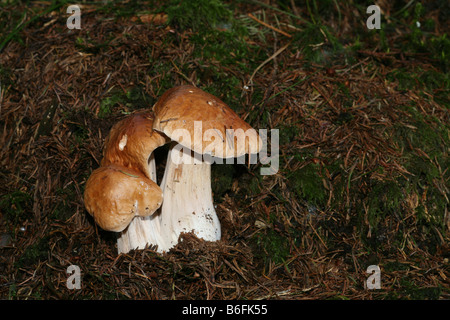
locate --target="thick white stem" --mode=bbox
[117,153,164,254]
[116,144,222,254]
[158,143,221,251]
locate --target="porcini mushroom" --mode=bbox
[84,111,167,253]
[84,164,163,232]
[101,111,167,181]
[152,85,261,251]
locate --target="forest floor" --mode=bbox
[0,0,449,300]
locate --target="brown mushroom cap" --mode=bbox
[83,164,163,232]
[152,85,261,158]
[101,111,168,179]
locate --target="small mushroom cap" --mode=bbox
[152,85,261,158]
[101,111,168,179]
[83,164,163,232]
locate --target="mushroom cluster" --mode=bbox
[84,85,261,254]
[84,111,167,253]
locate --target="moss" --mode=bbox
[355,103,449,248]
[386,69,418,92]
[166,0,260,98]
[146,58,177,97]
[395,278,442,300]
[8,283,17,299]
[394,105,448,155]
[98,86,153,118]
[428,34,450,72]
[397,3,449,72]
[51,184,80,221]
[421,69,450,104]
[383,260,410,272]
[243,86,266,125]
[16,236,49,268]
[0,2,66,52]
[289,162,327,207]
[247,174,262,196]
[353,1,448,73]
[99,92,124,118]
[253,229,290,265]
[364,180,403,232]
[292,23,347,65]
[278,124,301,147]
[0,190,32,227]
[191,30,251,67]
[167,0,236,34]
[387,68,449,103]
[98,0,153,18]
[394,106,448,188]
[201,71,242,112]
[326,159,349,209]
[69,121,89,148]
[336,82,352,100]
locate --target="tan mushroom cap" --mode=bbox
[84,164,163,232]
[152,85,261,158]
[101,111,168,179]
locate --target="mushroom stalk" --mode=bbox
[158,142,220,250]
